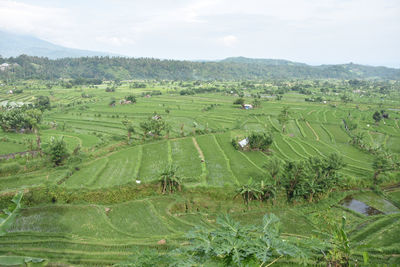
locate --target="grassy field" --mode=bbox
[0,80,399,265]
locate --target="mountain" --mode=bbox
[0,31,119,59]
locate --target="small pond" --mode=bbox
[341,196,383,216]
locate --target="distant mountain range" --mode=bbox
[0,31,119,59]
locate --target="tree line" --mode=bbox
[1,55,400,81]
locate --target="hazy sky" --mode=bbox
[0,0,399,67]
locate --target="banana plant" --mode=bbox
[235,178,262,209]
[0,191,23,236]
[159,164,182,194]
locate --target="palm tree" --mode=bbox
[159,164,182,194]
[235,178,262,209]
[264,157,282,184]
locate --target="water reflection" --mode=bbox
[341,196,383,216]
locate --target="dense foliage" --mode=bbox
[282,153,346,202]
[248,132,273,151]
[33,95,51,111]
[139,114,169,138]
[0,107,42,132]
[116,213,313,267]
[1,55,399,81]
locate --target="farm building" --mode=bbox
[0,63,10,71]
[0,63,19,71]
[242,104,253,110]
[238,138,249,148]
[0,101,30,109]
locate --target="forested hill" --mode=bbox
[1,55,399,81]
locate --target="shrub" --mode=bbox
[180,89,195,95]
[34,95,51,111]
[0,107,42,132]
[233,98,245,105]
[248,132,273,151]
[46,137,69,166]
[125,95,137,103]
[231,138,239,150]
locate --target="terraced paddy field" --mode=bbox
[1,190,399,265]
[1,81,400,266]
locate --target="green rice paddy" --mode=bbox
[0,80,399,265]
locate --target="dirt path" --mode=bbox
[306,121,319,141]
[192,137,208,185]
[192,137,204,161]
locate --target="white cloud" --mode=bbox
[0,0,398,67]
[218,35,238,47]
[95,36,136,47]
[0,0,72,39]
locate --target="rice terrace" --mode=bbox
[0,1,400,265]
[0,61,399,266]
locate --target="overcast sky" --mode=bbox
[0,0,399,67]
